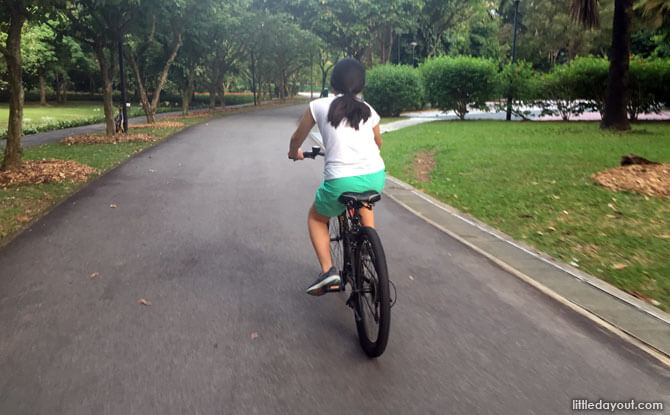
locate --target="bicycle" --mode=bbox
[303,146,393,358]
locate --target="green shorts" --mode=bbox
[314,170,386,217]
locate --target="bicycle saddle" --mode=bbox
[339,191,381,205]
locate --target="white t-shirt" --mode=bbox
[309,95,385,181]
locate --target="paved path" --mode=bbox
[0,105,668,414]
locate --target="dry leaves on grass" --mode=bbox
[138,298,152,306]
[592,163,670,198]
[129,121,184,129]
[61,133,157,144]
[0,159,97,185]
[409,151,436,183]
[163,113,210,120]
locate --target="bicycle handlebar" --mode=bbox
[302,146,325,159]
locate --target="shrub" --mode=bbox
[420,56,497,120]
[364,64,423,117]
[628,58,666,120]
[569,56,609,116]
[494,60,541,120]
[537,65,586,121]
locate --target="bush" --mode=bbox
[494,60,541,120]
[569,56,609,116]
[364,64,423,117]
[420,56,497,120]
[537,65,587,121]
[628,58,666,119]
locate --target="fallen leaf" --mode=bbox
[110,204,118,209]
[562,210,569,215]
[90,272,99,278]
[251,332,259,340]
[16,215,30,223]
[138,298,152,306]
[547,226,557,232]
[613,263,628,270]
[409,275,415,281]
[607,203,617,211]
[149,169,156,173]
[552,195,560,199]
[605,214,617,219]
[657,234,670,239]
[537,231,544,236]
[419,189,425,193]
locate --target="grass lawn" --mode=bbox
[381,120,670,311]
[0,101,108,129]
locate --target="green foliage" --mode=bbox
[627,58,668,119]
[568,56,610,115]
[420,56,497,119]
[494,60,540,120]
[364,64,423,117]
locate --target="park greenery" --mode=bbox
[0,0,669,169]
[381,121,670,310]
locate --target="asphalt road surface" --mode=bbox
[1,105,668,414]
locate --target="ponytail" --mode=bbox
[327,94,371,130]
[327,58,371,130]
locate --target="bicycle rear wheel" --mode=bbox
[328,215,344,272]
[354,227,390,358]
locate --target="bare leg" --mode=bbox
[308,203,332,273]
[359,205,375,228]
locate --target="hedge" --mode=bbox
[420,56,498,120]
[364,64,423,117]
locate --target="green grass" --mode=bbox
[1,101,103,128]
[381,120,670,311]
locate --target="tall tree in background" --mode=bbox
[0,1,30,170]
[65,0,138,135]
[572,0,632,130]
[0,0,63,170]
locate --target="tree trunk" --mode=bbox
[182,69,195,116]
[1,11,27,171]
[600,0,632,131]
[217,84,225,109]
[39,73,47,106]
[95,44,116,136]
[148,34,182,121]
[129,55,155,123]
[89,74,96,98]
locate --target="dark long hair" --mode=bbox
[327,58,371,130]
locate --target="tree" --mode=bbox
[572,0,632,130]
[0,0,63,170]
[65,0,138,136]
[201,2,246,110]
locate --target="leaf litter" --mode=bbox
[61,134,157,144]
[592,163,670,198]
[0,159,97,185]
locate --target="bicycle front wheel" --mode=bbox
[354,227,390,358]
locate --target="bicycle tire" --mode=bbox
[354,226,390,357]
[328,215,344,273]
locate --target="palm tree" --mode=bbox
[571,0,632,131]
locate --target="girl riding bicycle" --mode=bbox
[288,58,385,296]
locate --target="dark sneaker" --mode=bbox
[306,267,342,296]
